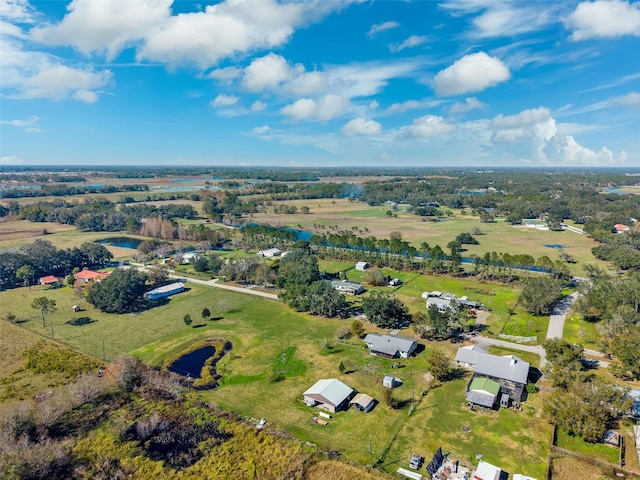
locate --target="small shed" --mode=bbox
[513,475,537,480]
[350,393,375,412]
[466,377,500,409]
[388,278,402,286]
[355,261,370,271]
[473,460,501,480]
[603,430,620,447]
[383,375,401,388]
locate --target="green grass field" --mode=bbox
[329,262,548,340]
[251,198,609,277]
[0,276,553,474]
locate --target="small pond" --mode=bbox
[98,237,142,249]
[544,244,565,249]
[168,345,216,378]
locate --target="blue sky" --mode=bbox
[1,0,639,168]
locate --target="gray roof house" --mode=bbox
[454,344,482,368]
[363,333,418,359]
[330,279,365,295]
[303,379,355,413]
[144,282,185,300]
[456,346,530,402]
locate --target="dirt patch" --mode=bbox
[550,453,614,480]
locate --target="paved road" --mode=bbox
[474,335,548,368]
[546,291,579,339]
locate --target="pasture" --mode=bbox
[250,197,609,276]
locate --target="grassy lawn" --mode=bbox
[487,346,541,369]
[562,314,601,350]
[383,376,550,479]
[0,282,251,361]
[1,272,552,474]
[556,430,619,465]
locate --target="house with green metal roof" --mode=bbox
[466,377,500,409]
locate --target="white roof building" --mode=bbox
[303,379,355,413]
[473,460,501,480]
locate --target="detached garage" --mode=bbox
[303,379,355,413]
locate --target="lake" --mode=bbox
[98,237,142,249]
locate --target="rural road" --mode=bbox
[474,335,548,368]
[171,275,280,300]
[132,263,280,300]
[546,291,579,339]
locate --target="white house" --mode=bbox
[330,279,365,295]
[144,282,185,300]
[303,379,355,413]
[257,248,281,257]
[181,252,200,263]
[363,334,417,358]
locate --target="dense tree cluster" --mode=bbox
[542,338,631,442]
[277,247,348,318]
[576,272,640,379]
[86,268,148,313]
[361,290,410,328]
[0,240,112,289]
[520,276,565,316]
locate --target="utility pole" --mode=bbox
[102,338,106,362]
[369,436,373,467]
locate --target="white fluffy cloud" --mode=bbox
[21,64,112,103]
[434,52,510,96]
[449,97,485,115]
[488,106,624,165]
[341,117,382,136]
[32,0,172,60]
[279,94,350,121]
[242,53,293,92]
[389,35,427,53]
[210,94,239,107]
[367,21,399,38]
[0,0,33,22]
[251,101,267,112]
[567,0,640,40]
[238,54,419,99]
[544,134,621,165]
[32,0,356,68]
[405,115,456,139]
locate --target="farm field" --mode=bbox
[250,197,609,277]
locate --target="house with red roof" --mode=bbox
[39,275,61,287]
[613,224,630,234]
[73,270,109,283]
